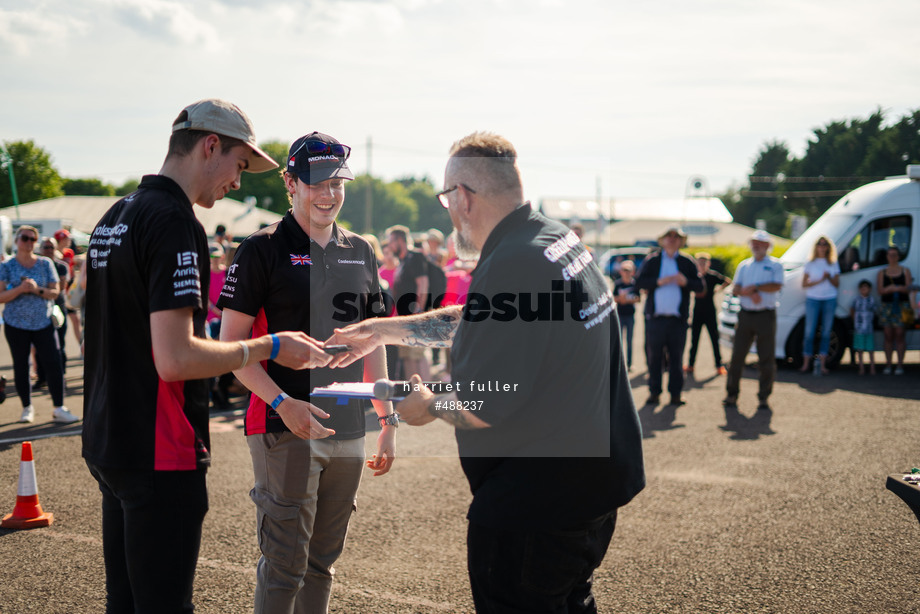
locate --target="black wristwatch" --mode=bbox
[378,413,399,428]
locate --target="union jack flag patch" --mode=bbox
[290,254,312,266]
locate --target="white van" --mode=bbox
[719,165,920,367]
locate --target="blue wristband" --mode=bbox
[270,392,289,410]
[269,333,280,361]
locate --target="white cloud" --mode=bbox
[2,0,920,201]
[104,0,222,50]
[0,7,87,56]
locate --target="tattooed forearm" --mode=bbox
[427,397,478,429]
[400,311,460,348]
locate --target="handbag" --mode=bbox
[901,302,916,327]
[67,281,85,309]
[51,304,66,329]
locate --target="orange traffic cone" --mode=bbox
[2,441,53,529]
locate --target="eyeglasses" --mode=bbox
[18,235,36,242]
[436,184,477,208]
[289,140,351,164]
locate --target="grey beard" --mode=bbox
[451,228,480,261]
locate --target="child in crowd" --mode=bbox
[614,260,641,370]
[850,279,878,375]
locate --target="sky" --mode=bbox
[2,0,920,209]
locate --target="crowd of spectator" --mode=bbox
[604,226,919,411]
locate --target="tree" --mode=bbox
[63,177,116,196]
[397,176,453,236]
[859,109,920,175]
[735,108,920,236]
[339,174,418,235]
[0,140,64,208]
[116,178,140,196]
[226,140,288,214]
[732,140,790,228]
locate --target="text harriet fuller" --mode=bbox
[311,380,520,403]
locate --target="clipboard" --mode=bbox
[311,382,407,405]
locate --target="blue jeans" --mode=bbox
[467,511,617,613]
[803,297,836,357]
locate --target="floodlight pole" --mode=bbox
[0,143,20,217]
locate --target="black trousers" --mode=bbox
[688,309,722,368]
[4,323,65,407]
[467,511,617,613]
[646,316,688,398]
[37,313,68,380]
[86,462,209,614]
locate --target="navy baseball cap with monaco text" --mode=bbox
[287,132,354,185]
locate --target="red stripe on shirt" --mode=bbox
[153,377,198,470]
[244,308,270,436]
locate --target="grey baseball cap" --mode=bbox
[172,99,278,173]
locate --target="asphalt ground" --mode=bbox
[1,309,920,613]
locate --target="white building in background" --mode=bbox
[0,195,282,246]
[537,196,787,248]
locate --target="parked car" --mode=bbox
[719,165,920,368]
[600,246,653,279]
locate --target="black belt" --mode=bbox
[653,314,681,319]
[740,309,775,313]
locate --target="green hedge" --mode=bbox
[685,244,789,278]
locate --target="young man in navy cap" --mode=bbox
[218,132,396,613]
[83,99,330,613]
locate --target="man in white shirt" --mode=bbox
[723,230,784,411]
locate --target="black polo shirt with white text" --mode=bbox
[450,204,646,530]
[82,175,211,472]
[217,213,384,438]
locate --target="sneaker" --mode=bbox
[53,406,80,424]
[717,366,728,376]
[883,366,892,375]
[721,396,737,407]
[895,367,905,375]
[670,396,687,406]
[645,394,660,406]
[19,405,34,423]
[757,400,771,412]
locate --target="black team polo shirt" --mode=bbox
[83,175,211,472]
[218,212,385,439]
[450,204,646,530]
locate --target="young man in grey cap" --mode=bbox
[82,99,330,613]
[218,132,395,613]
[723,230,784,411]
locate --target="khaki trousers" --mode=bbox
[248,433,365,614]
[725,309,777,402]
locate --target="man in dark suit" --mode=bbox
[635,227,703,406]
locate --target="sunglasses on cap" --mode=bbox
[289,140,351,163]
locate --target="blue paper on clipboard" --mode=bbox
[311,382,406,405]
